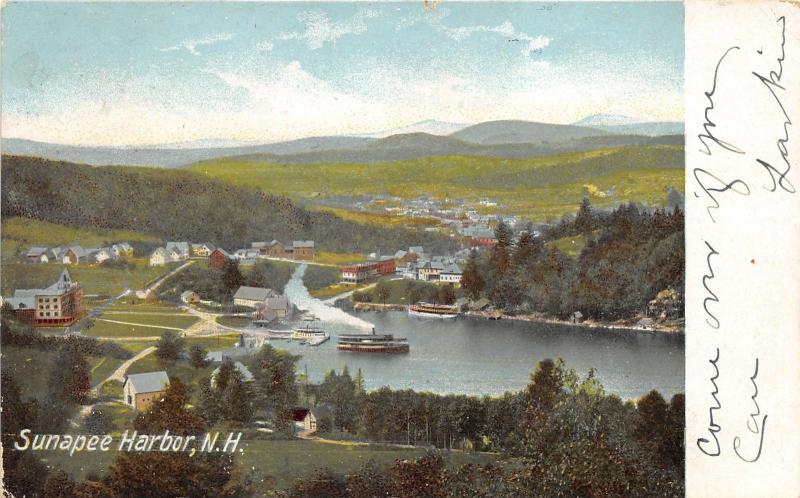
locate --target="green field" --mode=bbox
[83,315,198,338]
[1,260,176,297]
[38,437,500,490]
[215,315,252,328]
[89,356,126,386]
[1,216,159,263]
[189,145,684,221]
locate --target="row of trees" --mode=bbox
[460,200,684,320]
[295,359,684,497]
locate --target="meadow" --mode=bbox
[1,216,159,263]
[1,260,175,297]
[189,145,684,222]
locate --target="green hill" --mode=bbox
[188,145,684,221]
[0,156,458,255]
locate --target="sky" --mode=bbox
[1,2,684,146]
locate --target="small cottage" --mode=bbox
[123,371,170,411]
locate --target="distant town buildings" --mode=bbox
[4,268,83,326]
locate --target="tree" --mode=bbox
[214,357,236,391]
[49,344,92,404]
[354,368,366,396]
[155,330,185,364]
[222,368,255,424]
[460,250,485,300]
[188,344,209,369]
[105,452,238,498]
[42,469,76,498]
[134,377,205,435]
[437,283,456,305]
[575,197,595,235]
[222,259,245,294]
[289,468,347,498]
[374,280,391,305]
[197,377,221,426]
[250,344,300,433]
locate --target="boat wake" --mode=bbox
[284,265,374,331]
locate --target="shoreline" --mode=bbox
[350,302,684,334]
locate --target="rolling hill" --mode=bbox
[0,155,458,255]
[188,144,685,221]
[2,118,683,168]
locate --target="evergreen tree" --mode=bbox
[222,369,254,423]
[222,259,245,294]
[155,330,185,365]
[188,344,208,369]
[354,368,366,396]
[460,250,485,300]
[197,377,221,426]
[575,197,595,235]
[214,357,236,391]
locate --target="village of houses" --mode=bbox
[3,232,475,433]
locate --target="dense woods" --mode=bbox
[462,200,684,321]
[1,155,458,255]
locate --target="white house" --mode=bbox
[93,247,114,264]
[165,242,191,259]
[193,243,216,257]
[439,263,463,283]
[149,247,170,266]
[123,371,169,411]
[111,242,134,258]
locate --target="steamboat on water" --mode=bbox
[291,316,330,346]
[337,328,410,353]
[408,302,460,319]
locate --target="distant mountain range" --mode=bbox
[1,116,683,168]
[573,114,684,136]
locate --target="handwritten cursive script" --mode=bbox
[698,46,745,156]
[752,16,795,194]
[697,348,722,457]
[733,359,767,462]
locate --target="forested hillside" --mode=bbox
[0,155,457,254]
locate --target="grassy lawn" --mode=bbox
[215,315,252,328]
[303,265,341,292]
[105,302,184,313]
[189,145,684,222]
[37,437,501,489]
[97,313,199,328]
[309,283,352,299]
[309,207,441,229]
[89,356,126,386]
[84,321,175,338]
[314,250,366,265]
[99,380,125,399]
[1,216,159,263]
[1,260,176,297]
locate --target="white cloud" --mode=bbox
[399,9,550,58]
[255,41,274,52]
[159,33,233,56]
[442,20,551,57]
[278,10,378,49]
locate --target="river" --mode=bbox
[253,265,684,400]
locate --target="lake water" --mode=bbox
[251,265,684,400]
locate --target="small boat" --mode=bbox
[337,328,410,353]
[408,302,459,319]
